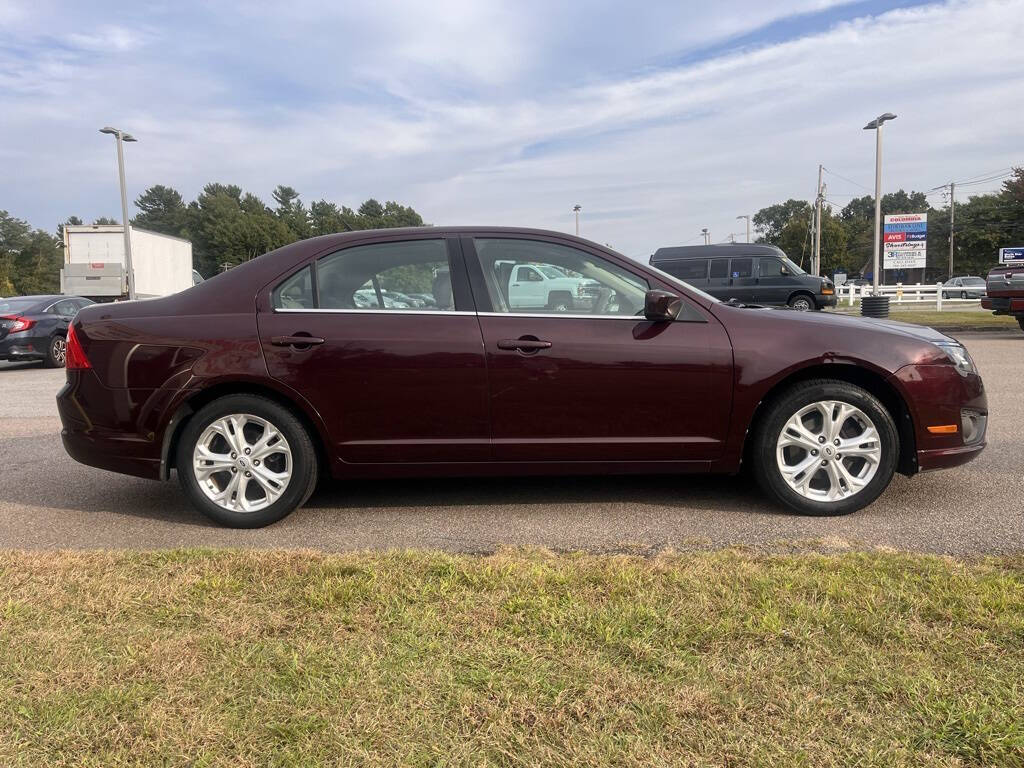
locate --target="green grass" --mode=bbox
[2,549,1023,766]
[829,306,1019,328]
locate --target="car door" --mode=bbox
[464,235,733,463]
[755,257,790,305]
[258,235,490,464]
[726,257,758,303]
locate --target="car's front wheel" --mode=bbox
[176,395,318,528]
[752,380,898,516]
[788,294,813,311]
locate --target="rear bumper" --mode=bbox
[57,374,164,480]
[981,296,1024,314]
[0,335,46,360]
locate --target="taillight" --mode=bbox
[2,315,35,333]
[65,323,92,370]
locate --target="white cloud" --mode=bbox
[0,0,1022,259]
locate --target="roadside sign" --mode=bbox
[999,247,1024,264]
[883,213,926,269]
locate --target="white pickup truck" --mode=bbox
[506,263,600,311]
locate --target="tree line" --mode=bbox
[751,167,1024,281]
[0,185,425,296]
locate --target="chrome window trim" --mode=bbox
[476,311,643,321]
[271,307,643,320]
[273,308,475,316]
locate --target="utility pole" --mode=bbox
[948,182,955,279]
[701,228,709,245]
[573,204,581,237]
[736,214,750,243]
[813,164,824,276]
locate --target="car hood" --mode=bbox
[721,305,957,344]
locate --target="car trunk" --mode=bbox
[986,266,1024,295]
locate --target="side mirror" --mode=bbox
[780,266,790,275]
[644,290,683,322]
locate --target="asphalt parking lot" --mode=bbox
[1,331,1021,554]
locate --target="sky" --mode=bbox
[1,0,1022,259]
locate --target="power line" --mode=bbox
[822,166,873,192]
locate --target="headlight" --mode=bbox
[934,342,976,376]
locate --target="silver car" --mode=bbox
[942,276,986,299]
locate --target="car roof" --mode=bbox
[0,294,64,307]
[650,243,786,261]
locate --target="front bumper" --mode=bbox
[815,294,837,309]
[892,363,987,474]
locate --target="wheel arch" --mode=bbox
[787,290,816,306]
[160,379,331,481]
[743,362,919,476]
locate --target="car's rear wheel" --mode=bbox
[942,291,949,299]
[176,395,318,528]
[788,294,813,311]
[752,380,898,516]
[44,335,66,368]
[1017,316,1024,332]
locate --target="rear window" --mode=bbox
[665,259,708,280]
[709,259,728,279]
[0,298,39,314]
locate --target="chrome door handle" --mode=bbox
[271,335,325,347]
[497,338,552,351]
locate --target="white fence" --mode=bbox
[836,283,983,310]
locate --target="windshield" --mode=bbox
[0,298,39,314]
[781,256,806,275]
[646,263,722,304]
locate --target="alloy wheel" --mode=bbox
[776,400,882,502]
[52,337,67,365]
[192,413,293,513]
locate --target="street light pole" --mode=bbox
[100,127,138,300]
[736,215,750,243]
[701,228,709,245]
[863,113,896,293]
[573,204,581,237]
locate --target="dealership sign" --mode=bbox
[883,213,927,269]
[999,247,1024,264]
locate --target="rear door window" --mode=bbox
[709,259,728,279]
[272,266,315,309]
[730,258,753,278]
[317,239,453,311]
[667,259,709,281]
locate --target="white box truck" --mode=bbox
[60,224,199,301]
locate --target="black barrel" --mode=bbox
[860,295,890,318]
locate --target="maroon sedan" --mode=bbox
[57,228,987,527]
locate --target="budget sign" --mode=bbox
[883,213,927,269]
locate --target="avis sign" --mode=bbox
[883,213,927,270]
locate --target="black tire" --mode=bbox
[787,294,814,311]
[176,395,318,528]
[752,379,898,516]
[547,291,574,313]
[43,334,66,368]
[960,291,967,299]
[1017,316,1024,332]
[942,291,949,300]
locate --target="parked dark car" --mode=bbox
[650,243,835,310]
[58,228,986,527]
[1,295,94,367]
